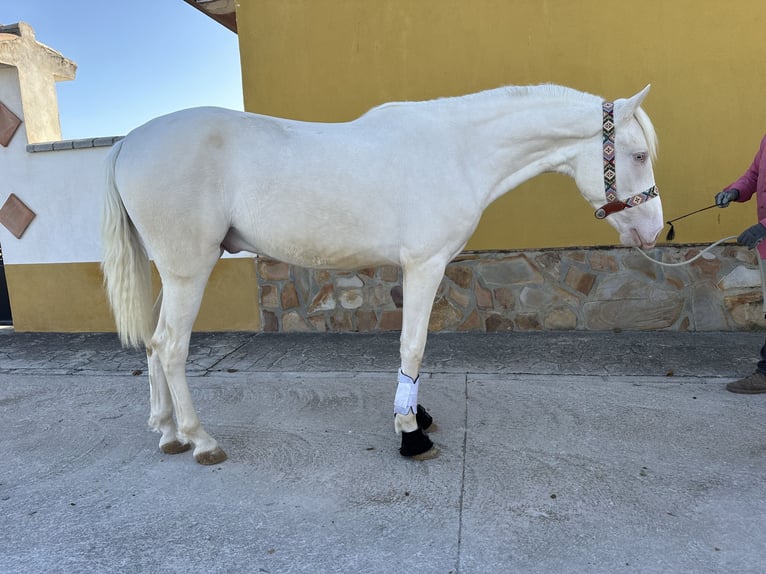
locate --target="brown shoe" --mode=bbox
[726,371,766,394]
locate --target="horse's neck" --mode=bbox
[448,93,599,208]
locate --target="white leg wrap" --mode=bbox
[394,369,419,416]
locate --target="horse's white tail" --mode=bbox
[101,139,154,348]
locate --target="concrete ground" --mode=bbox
[1,328,766,573]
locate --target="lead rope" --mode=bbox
[632,235,737,267]
[633,201,738,266]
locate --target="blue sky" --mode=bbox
[3,0,243,140]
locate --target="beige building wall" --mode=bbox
[0,22,75,144]
[236,0,766,250]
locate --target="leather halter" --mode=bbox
[594,101,659,219]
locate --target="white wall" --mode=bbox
[0,65,248,266]
[0,99,111,264]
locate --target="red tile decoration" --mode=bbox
[0,101,21,147]
[0,193,36,239]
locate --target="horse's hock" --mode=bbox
[255,244,765,333]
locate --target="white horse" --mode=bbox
[102,84,663,464]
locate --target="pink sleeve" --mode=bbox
[727,135,766,202]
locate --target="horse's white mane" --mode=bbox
[499,83,599,103]
[431,83,599,109]
[504,84,659,162]
[470,84,659,161]
[634,107,658,162]
[371,83,659,161]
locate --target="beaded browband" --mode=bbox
[594,101,659,219]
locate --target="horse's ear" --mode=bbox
[616,84,651,122]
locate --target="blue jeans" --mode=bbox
[759,337,766,374]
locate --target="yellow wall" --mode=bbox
[236,0,766,249]
[6,258,260,333]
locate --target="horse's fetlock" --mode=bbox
[177,422,200,441]
[394,412,418,434]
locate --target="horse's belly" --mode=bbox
[223,223,399,269]
[261,237,399,269]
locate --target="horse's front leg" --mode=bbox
[395,260,445,460]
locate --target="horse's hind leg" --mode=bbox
[150,260,227,465]
[394,260,445,460]
[146,288,190,454]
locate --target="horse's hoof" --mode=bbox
[412,445,441,461]
[416,404,436,432]
[160,440,191,455]
[195,446,228,465]
[399,427,435,458]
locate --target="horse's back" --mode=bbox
[115,107,263,182]
[110,105,477,269]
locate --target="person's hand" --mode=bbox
[715,189,739,207]
[737,223,766,249]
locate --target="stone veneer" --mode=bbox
[255,244,766,333]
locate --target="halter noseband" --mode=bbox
[594,101,659,220]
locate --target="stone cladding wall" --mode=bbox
[255,244,766,333]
